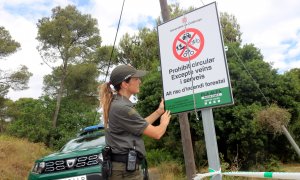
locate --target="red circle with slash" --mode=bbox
[172,28,204,61]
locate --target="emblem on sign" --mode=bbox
[172,28,205,61]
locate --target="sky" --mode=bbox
[0,0,300,101]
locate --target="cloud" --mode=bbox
[89,0,161,45]
[215,0,300,73]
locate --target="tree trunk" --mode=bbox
[52,60,68,128]
[179,113,197,180]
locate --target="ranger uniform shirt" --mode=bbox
[105,94,149,156]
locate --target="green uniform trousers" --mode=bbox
[109,161,143,180]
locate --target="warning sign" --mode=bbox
[157,2,234,114]
[172,28,204,61]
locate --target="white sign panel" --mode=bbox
[158,2,233,113]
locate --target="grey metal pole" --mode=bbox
[281,125,300,158]
[201,108,222,180]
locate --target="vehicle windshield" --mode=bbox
[61,132,105,152]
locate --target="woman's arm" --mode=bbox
[143,110,171,140]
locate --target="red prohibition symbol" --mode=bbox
[172,28,205,61]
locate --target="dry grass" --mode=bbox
[0,135,52,180]
[256,105,291,134]
[281,163,300,172]
[149,161,186,180]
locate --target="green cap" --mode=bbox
[110,65,147,86]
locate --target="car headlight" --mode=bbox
[98,152,103,163]
[31,162,45,174]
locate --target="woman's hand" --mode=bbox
[156,98,165,115]
[143,110,172,139]
[160,110,171,126]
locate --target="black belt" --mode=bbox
[111,153,143,164]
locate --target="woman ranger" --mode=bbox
[99,65,171,180]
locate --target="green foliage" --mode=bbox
[264,157,281,172]
[0,65,32,97]
[220,12,242,44]
[6,65,33,90]
[277,69,300,123]
[220,153,231,171]
[36,5,101,63]
[118,28,159,70]
[136,71,163,117]
[2,6,104,151]
[36,5,102,128]
[93,45,119,74]
[51,97,99,149]
[227,43,277,105]
[43,63,99,102]
[65,63,99,98]
[146,148,174,166]
[251,154,282,172]
[193,140,207,168]
[0,98,11,132]
[0,27,32,97]
[0,26,20,58]
[6,98,52,143]
[6,96,99,150]
[214,104,266,169]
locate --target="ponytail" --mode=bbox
[99,82,114,128]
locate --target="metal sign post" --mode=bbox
[201,108,221,180]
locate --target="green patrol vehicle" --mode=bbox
[28,125,105,180]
